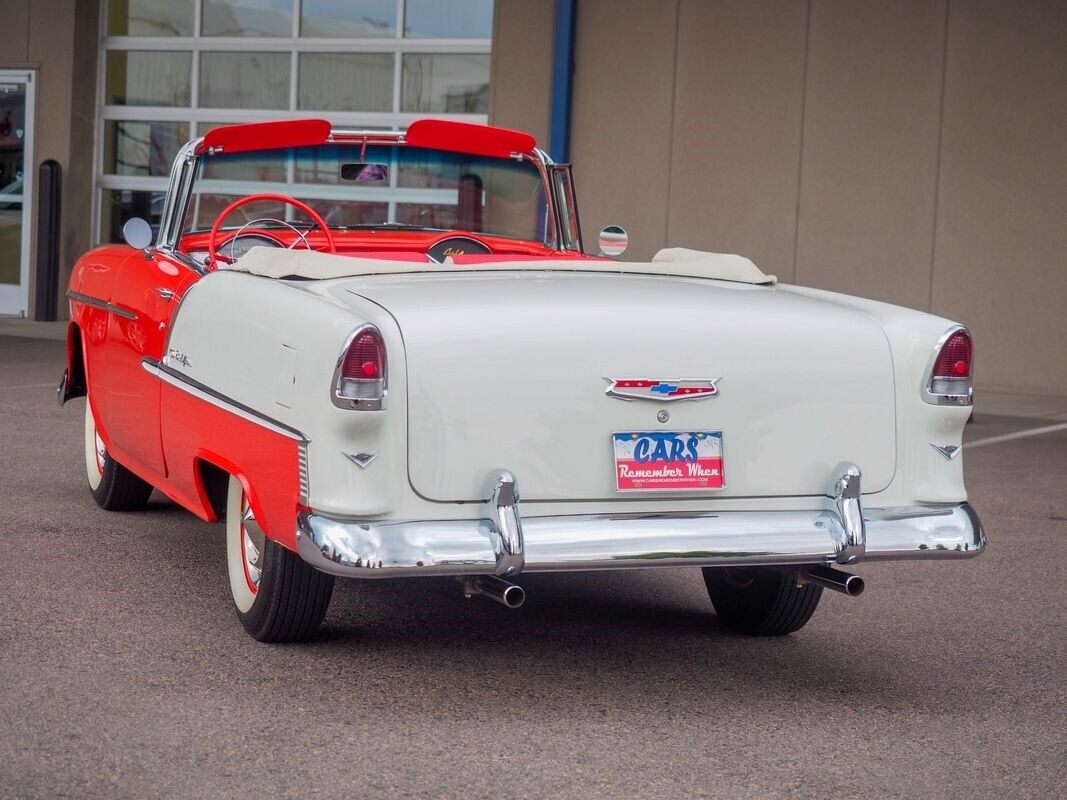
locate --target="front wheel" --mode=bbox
[702,566,822,636]
[84,399,153,511]
[225,476,334,642]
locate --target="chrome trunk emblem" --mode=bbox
[605,378,720,402]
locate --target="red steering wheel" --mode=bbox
[207,193,337,270]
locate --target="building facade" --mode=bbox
[1,0,1065,396]
[492,0,1067,398]
[0,0,492,314]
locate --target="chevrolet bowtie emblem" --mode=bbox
[605,378,720,402]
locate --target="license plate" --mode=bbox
[613,431,725,492]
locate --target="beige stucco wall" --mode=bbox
[0,0,99,320]
[490,0,1067,396]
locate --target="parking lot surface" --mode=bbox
[1,335,1064,799]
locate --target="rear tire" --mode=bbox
[225,476,334,642]
[84,399,153,511]
[702,566,822,636]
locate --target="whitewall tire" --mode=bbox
[83,397,153,511]
[224,475,334,642]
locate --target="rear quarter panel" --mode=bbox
[782,285,971,506]
[162,271,410,545]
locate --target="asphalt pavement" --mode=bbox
[1,336,1064,799]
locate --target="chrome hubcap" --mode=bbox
[240,502,264,592]
[94,431,106,475]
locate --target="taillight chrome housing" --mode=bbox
[922,326,973,406]
[332,324,387,410]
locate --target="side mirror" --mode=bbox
[598,225,628,258]
[122,217,153,251]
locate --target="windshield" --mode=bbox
[181,143,551,244]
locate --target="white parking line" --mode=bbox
[965,422,1067,449]
[0,382,56,391]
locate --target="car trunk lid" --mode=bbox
[332,270,896,502]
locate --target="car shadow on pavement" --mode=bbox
[129,496,938,714]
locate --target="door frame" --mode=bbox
[0,69,36,318]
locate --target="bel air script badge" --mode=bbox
[605,378,720,402]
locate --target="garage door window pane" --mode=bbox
[404,0,492,38]
[401,54,488,113]
[100,189,166,243]
[103,121,189,176]
[107,0,194,36]
[298,53,393,112]
[105,51,192,106]
[202,0,294,37]
[200,52,290,109]
[300,0,395,37]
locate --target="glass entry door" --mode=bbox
[0,71,35,317]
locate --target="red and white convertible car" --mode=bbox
[60,118,984,641]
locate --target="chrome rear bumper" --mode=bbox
[295,464,985,579]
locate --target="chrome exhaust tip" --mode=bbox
[462,575,526,609]
[805,564,865,597]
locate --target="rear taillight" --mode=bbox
[332,325,387,410]
[924,327,973,405]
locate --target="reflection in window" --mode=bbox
[200,52,290,109]
[107,0,194,36]
[300,0,394,37]
[299,199,390,228]
[298,53,393,112]
[103,121,189,176]
[101,189,166,243]
[202,0,294,37]
[404,0,493,38]
[105,51,192,106]
[396,203,455,230]
[199,151,287,183]
[401,54,489,113]
[185,195,287,232]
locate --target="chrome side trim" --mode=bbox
[827,461,866,564]
[483,469,524,576]
[67,290,139,321]
[67,290,106,311]
[141,358,307,442]
[67,292,139,322]
[921,324,974,407]
[295,501,985,579]
[107,304,138,321]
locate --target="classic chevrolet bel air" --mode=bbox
[60,118,984,641]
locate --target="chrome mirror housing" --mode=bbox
[122,217,153,251]
[598,225,628,258]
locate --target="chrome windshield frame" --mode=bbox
[155,127,583,259]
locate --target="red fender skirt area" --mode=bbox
[160,382,302,551]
